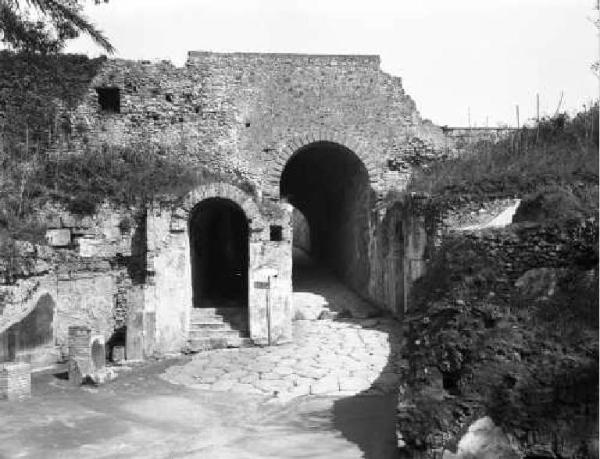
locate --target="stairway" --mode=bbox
[188,308,252,352]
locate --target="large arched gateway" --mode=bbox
[280,141,373,293]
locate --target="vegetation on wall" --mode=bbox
[409,105,599,212]
[0,141,257,240]
[0,52,257,243]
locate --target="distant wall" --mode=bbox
[441,126,519,156]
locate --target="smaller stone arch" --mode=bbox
[180,182,264,231]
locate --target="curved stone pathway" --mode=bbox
[164,317,404,399]
[164,251,405,399]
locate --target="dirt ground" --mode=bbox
[0,359,400,459]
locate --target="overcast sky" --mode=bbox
[66,0,598,127]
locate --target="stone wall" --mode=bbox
[447,217,598,286]
[369,195,436,317]
[0,50,450,361]
[0,203,142,365]
[0,50,445,192]
[441,126,519,156]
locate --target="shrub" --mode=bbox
[409,105,599,212]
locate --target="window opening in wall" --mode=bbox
[96,87,120,113]
[270,225,283,242]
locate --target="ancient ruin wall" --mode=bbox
[7,51,444,193]
[0,51,446,356]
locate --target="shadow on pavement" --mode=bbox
[292,248,405,459]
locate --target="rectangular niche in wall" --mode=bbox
[270,225,283,242]
[96,87,121,113]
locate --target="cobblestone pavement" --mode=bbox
[164,252,406,399]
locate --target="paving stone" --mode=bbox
[327,368,351,379]
[188,383,212,391]
[296,367,329,380]
[253,379,292,395]
[229,383,264,395]
[211,380,235,391]
[198,368,226,378]
[194,376,218,384]
[272,366,295,376]
[260,372,282,380]
[239,373,260,385]
[310,375,339,395]
[282,384,311,399]
[219,370,248,380]
[252,362,275,373]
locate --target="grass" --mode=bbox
[409,105,599,211]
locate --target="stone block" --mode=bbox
[0,362,31,401]
[310,375,339,394]
[45,229,71,247]
[68,326,107,385]
[77,238,106,258]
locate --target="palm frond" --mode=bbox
[0,2,29,43]
[14,0,114,53]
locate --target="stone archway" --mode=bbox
[280,140,374,294]
[181,182,263,229]
[263,131,380,200]
[179,183,272,347]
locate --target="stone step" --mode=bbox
[190,324,249,335]
[187,336,252,352]
[188,329,246,339]
[190,315,245,324]
[189,321,233,330]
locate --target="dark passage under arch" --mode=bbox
[189,198,249,308]
[280,141,372,291]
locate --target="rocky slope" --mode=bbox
[396,207,599,458]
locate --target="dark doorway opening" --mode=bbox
[189,198,249,309]
[280,141,372,292]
